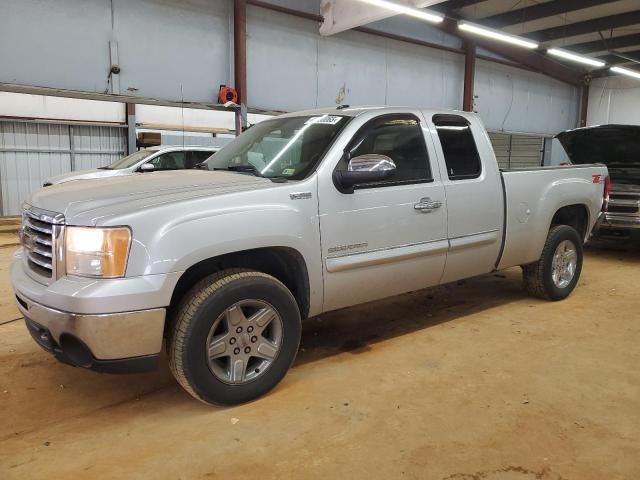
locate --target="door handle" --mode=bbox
[414,197,442,212]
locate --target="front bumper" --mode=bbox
[15,292,165,372]
[11,249,179,372]
[22,316,161,373]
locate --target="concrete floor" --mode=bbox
[1,235,639,480]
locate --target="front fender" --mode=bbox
[137,205,318,274]
[123,181,323,315]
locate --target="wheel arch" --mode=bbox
[167,247,311,327]
[550,203,590,241]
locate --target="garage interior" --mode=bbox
[1,1,639,479]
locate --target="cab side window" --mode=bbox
[433,114,482,180]
[339,114,432,187]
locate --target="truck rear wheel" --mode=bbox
[167,269,301,405]
[523,225,583,301]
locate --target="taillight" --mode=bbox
[602,175,611,212]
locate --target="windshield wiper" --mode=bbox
[218,164,264,177]
[213,165,288,182]
[98,166,112,170]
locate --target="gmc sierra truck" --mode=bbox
[12,107,608,405]
[556,124,639,236]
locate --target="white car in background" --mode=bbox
[43,146,219,186]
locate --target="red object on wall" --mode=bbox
[218,85,238,104]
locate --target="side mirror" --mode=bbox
[333,154,396,193]
[139,163,155,172]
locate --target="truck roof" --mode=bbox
[278,105,478,122]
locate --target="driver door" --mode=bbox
[318,112,448,312]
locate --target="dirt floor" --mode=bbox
[0,233,638,480]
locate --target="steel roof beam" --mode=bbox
[481,0,618,28]
[567,33,640,53]
[431,0,486,13]
[524,10,640,43]
[597,50,640,65]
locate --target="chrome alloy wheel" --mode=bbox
[206,300,284,385]
[551,240,578,289]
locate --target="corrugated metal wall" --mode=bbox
[0,0,232,102]
[475,59,578,136]
[247,6,464,112]
[488,132,510,169]
[0,122,71,216]
[509,134,544,168]
[72,125,126,171]
[587,76,640,126]
[160,133,233,148]
[0,121,126,215]
[488,131,544,169]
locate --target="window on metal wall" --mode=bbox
[433,114,482,180]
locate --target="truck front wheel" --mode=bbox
[167,269,301,405]
[522,225,583,301]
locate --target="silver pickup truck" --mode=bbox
[556,124,639,235]
[12,106,608,405]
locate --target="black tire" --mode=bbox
[167,269,301,406]
[523,225,583,301]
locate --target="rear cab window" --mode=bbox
[433,114,482,181]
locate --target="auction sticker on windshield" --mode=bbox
[304,115,343,125]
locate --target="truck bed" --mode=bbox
[497,164,608,270]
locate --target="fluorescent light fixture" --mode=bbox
[357,0,443,23]
[459,22,538,49]
[610,66,640,80]
[547,48,605,68]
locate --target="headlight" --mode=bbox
[65,227,131,278]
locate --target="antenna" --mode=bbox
[181,84,185,149]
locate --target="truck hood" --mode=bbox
[45,168,127,185]
[555,125,640,186]
[29,170,274,224]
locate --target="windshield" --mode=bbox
[204,115,349,179]
[106,150,155,170]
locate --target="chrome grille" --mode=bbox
[21,206,64,279]
[608,191,640,216]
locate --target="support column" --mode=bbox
[579,78,590,128]
[126,103,136,154]
[69,125,76,171]
[234,0,248,135]
[463,40,476,112]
